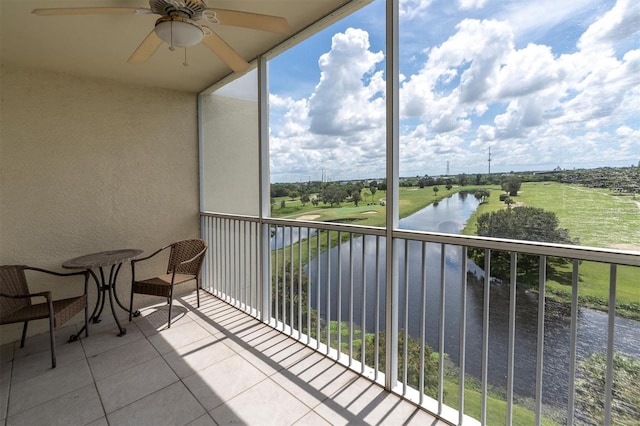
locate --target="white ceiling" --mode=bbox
[1,0,360,93]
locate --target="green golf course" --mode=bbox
[272,180,639,318]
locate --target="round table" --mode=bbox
[63,249,143,338]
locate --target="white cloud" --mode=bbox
[399,0,434,20]
[578,0,640,52]
[400,132,470,176]
[269,0,639,180]
[497,0,600,40]
[495,43,563,98]
[400,19,513,132]
[458,0,487,11]
[616,125,639,138]
[269,28,387,181]
[308,28,385,136]
[552,46,640,130]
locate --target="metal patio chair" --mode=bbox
[0,265,89,368]
[129,239,207,328]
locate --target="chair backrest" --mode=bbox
[0,265,31,319]
[167,239,208,276]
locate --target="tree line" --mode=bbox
[271,180,383,207]
[271,166,638,197]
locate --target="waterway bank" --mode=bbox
[306,193,640,411]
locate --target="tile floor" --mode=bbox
[0,291,446,426]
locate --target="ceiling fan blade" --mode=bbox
[207,9,289,34]
[32,7,151,16]
[201,32,249,72]
[128,30,163,64]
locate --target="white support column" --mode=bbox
[384,0,399,391]
[197,94,209,293]
[197,94,205,214]
[258,56,271,322]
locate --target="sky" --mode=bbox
[263,0,639,182]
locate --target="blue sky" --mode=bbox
[265,0,639,182]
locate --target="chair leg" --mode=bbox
[129,285,134,323]
[196,279,200,308]
[49,314,57,369]
[167,288,174,328]
[84,296,89,338]
[20,321,28,348]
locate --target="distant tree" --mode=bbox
[289,190,299,201]
[504,196,514,208]
[311,197,319,206]
[445,180,453,190]
[272,262,318,331]
[280,200,286,209]
[418,178,427,189]
[502,175,522,196]
[475,174,483,185]
[351,190,362,207]
[474,189,490,203]
[471,207,577,280]
[345,182,363,195]
[477,207,573,243]
[270,184,290,198]
[320,185,347,207]
[358,330,440,398]
[300,194,310,206]
[457,173,468,186]
[370,184,378,202]
[487,174,500,185]
[433,186,439,195]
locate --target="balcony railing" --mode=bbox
[200,211,640,425]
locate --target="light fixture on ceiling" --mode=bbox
[154,15,204,49]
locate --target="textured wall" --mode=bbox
[0,65,200,343]
[200,94,260,215]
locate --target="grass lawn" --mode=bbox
[442,379,561,425]
[513,182,640,247]
[273,185,495,228]
[461,182,640,318]
[462,182,640,247]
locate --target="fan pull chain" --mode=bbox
[169,20,175,52]
[183,49,189,67]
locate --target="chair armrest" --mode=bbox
[131,245,171,266]
[26,267,89,279]
[24,267,89,295]
[177,246,208,267]
[131,244,171,281]
[0,290,52,302]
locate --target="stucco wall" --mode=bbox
[200,94,260,215]
[0,65,200,343]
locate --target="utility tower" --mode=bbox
[446,161,450,176]
[488,148,492,175]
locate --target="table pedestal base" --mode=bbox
[70,264,132,340]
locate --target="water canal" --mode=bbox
[305,192,639,409]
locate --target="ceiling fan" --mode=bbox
[31,0,289,72]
